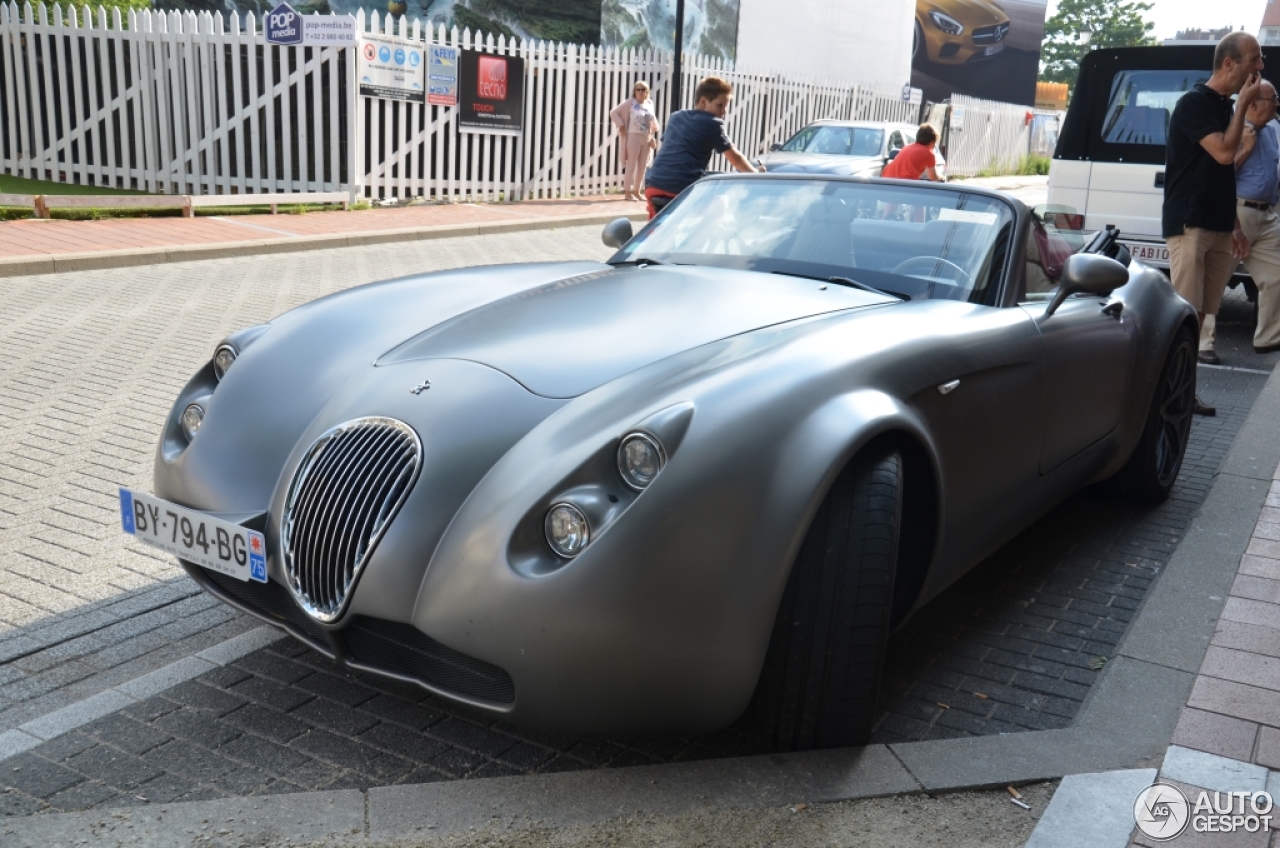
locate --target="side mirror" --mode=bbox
[769,143,783,151]
[887,148,900,161]
[601,217,634,249]
[1044,253,1130,317]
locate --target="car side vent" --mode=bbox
[281,417,422,623]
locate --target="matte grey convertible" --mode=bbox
[125,175,1198,751]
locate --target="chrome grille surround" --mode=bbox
[280,417,422,623]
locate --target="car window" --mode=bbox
[612,178,1015,305]
[1101,70,1208,146]
[782,126,886,157]
[888,130,906,150]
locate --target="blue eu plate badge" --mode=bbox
[248,531,268,582]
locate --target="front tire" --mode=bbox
[749,443,903,751]
[1113,329,1196,501]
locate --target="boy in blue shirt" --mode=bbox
[644,76,759,218]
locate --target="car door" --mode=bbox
[908,303,1045,584]
[1020,291,1139,474]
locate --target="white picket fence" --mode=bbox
[0,2,922,200]
[944,93,1035,179]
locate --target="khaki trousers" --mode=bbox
[1238,203,1280,348]
[1166,226,1234,351]
[623,133,652,195]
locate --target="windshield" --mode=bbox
[1101,70,1208,146]
[781,125,885,157]
[612,177,1015,304]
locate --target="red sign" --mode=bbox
[477,56,508,101]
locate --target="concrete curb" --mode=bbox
[3,361,1278,846]
[0,211,648,278]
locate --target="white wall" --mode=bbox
[734,0,914,86]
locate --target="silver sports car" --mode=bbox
[124,175,1196,751]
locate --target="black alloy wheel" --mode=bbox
[1114,329,1196,501]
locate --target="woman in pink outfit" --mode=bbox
[610,81,660,201]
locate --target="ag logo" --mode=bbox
[477,55,508,100]
[1134,783,1190,841]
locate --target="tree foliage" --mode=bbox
[1040,0,1157,90]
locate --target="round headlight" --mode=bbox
[180,403,205,442]
[545,503,590,558]
[617,432,665,490]
[213,344,237,381]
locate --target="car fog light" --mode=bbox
[545,503,590,558]
[617,432,665,490]
[213,344,238,381]
[181,403,205,442]
[928,10,964,34]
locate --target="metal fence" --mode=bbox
[943,93,1059,178]
[0,2,922,200]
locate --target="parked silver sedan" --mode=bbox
[758,120,946,178]
[124,175,1194,752]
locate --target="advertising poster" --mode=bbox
[428,45,460,107]
[601,0,742,61]
[359,35,426,103]
[910,0,1049,106]
[458,49,526,135]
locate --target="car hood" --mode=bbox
[376,263,887,398]
[760,152,883,175]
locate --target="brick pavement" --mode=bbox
[1,234,1277,817]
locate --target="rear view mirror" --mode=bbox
[769,143,783,151]
[1044,253,1129,317]
[602,217,634,249]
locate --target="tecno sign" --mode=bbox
[477,56,508,101]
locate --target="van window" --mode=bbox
[1100,70,1209,146]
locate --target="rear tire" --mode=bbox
[749,443,903,751]
[1113,329,1196,501]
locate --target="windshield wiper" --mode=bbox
[610,257,666,266]
[771,270,908,301]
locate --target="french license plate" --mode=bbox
[120,489,267,583]
[1126,242,1170,264]
[984,43,1005,56]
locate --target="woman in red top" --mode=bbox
[881,124,944,181]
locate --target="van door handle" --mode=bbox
[1154,172,1165,188]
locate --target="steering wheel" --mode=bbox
[891,256,973,290]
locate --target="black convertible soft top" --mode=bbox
[1055,45,1280,167]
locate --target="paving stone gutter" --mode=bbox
[2,336,1277,846]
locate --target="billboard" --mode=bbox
[601,0,742,60]
[458,49,526,134]
[910,0,1049,106]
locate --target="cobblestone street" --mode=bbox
[1,229,1276,817]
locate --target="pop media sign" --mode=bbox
[459,50,524,135]
[265,2,302,46]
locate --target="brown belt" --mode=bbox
[1240,199,1273,211]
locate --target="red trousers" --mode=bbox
[644,186,677,219]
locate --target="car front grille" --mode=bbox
[345,616,516,705]
[972,22,1009,44]
[281,417,422,623]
